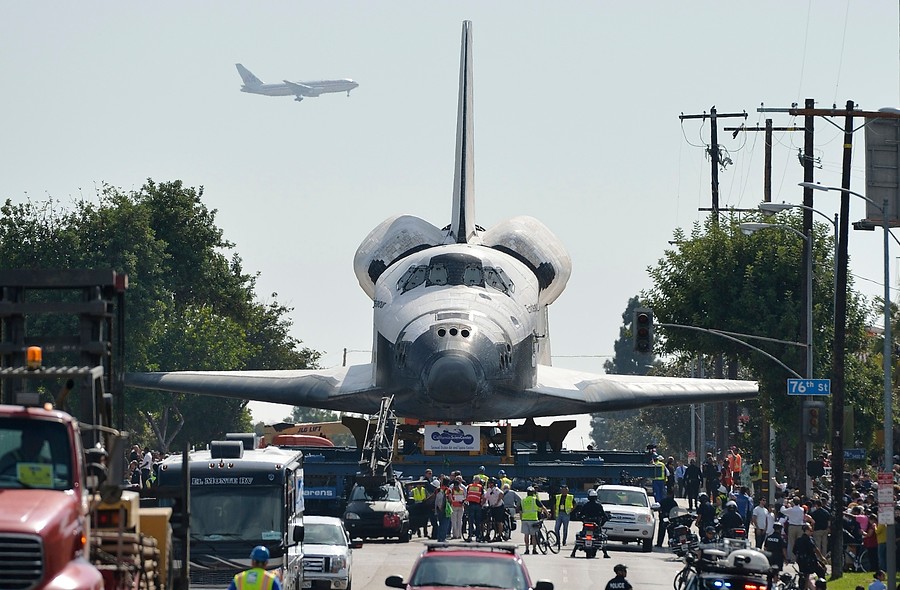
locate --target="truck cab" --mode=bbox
[0,404,103,590]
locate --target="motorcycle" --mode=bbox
[570,520,608,559]
[665,507,699,557]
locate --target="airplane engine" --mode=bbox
[481,216,572,305]
[353,215,444,299]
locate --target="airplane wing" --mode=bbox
[523,364,757,415]
[124,364,386,415]
[283,80,321,97]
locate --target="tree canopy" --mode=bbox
[628,212,884,479]
[0,180,321,452]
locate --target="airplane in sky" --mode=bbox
[235,63,358,102]
[126,23,757,421]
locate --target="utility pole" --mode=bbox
[782,101,900,585]
[679,107,748,222]
[723,121,804,203]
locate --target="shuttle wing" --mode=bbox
[525,364,756,414]
[125,364,386,415]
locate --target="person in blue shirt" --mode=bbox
[734,486,752,525]
[868,570,886,590]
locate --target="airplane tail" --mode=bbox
[235,63,263,87]
[448,21,477,244]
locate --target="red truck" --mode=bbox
[0,402,104,589]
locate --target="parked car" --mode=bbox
[596,484,658,552]
[385,542,553,590]
[302,515,361,590]
[343,480,410,542]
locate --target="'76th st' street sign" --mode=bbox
[787,378,831,395]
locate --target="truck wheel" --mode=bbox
[399,527,411,543]
[642,538,652,552]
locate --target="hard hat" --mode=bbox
[479,465,485,472]
[498,469,506,476]
[250,545,270,562]
[527,486,535,492]
[773,522,783,528]
[726,500,737,509]
[705,526,716,533]
[588,489,598,497]
[718,485,727,494]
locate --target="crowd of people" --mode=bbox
[650,444,900,585]
[126,444,163,489]
[404,465,607,554]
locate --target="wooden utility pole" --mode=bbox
[723,121,805,202]
[679,107,748,221]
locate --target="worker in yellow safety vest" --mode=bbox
[553,484,575,545]
[228,546,281,590]
[652,457,667,503]
[750,459,763,499]
[520,486,546,555]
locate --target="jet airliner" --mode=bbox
[235,63,358,102]
[127,23,757,421]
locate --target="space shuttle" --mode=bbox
[126,22,757,421]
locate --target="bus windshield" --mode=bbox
[189,487,285,542]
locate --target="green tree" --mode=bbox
[0,180,321,452]
[641,212,880,482]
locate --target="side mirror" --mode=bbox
[535,581,554,590]
[293,525,304,543]
[650,502,660,511]
[385,575,406,589]
[350,537,363,549]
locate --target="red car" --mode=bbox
[385,543,554,590]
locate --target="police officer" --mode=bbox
[764,522,787,571]
[571,489,609,558]
[604,564,632,590]
[656,487,679,547]
[719,500,745,538]
[228,546,281,590]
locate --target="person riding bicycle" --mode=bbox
[719,500,745,538]
[570,489,609,558]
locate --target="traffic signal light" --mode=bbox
[802,400,826,443]
[632,308,653,353]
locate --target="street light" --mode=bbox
[800,181,894,590]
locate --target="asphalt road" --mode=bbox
[350,534,686,590]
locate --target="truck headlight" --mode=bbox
[638,514,652,524]
[330,555,347,573]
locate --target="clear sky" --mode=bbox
[2,2,897,448]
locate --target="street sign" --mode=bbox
[878,472,894,522]
[844,448,867,460]
[787,378,831,395]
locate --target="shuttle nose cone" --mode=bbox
[425,355,478,404]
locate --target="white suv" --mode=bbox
[301,515,361,589]
[596,485,658,552]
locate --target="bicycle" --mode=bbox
[533,519,560,554]
[842,541,869,572]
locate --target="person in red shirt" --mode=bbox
[465,476,484,541]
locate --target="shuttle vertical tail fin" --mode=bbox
[235,63,263,87]
[449,20,477,244]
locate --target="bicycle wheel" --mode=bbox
[536,530,549,554]
[545,530,560,554]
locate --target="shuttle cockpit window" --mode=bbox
[484,267,514,295]
[396,256,514,296]
[397,265,428,293]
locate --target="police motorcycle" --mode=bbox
[570,490,609,559]
[674,533,778,590]
[665,506,699,558]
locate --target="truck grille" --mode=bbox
[0,534,43,590]
[303,555,329,573]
